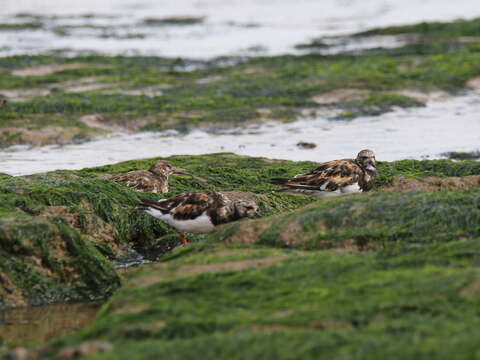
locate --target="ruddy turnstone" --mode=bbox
[138,191,259,244]
[271,149,377,197]
[107,160,186,193]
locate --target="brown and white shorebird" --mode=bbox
[107,160,186,193]
[271,149,377,197]
[138,191,259,244]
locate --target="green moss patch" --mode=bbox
[3,17,480,146]
[357,17,480,38]
[0,154,316,308]
[209,188,480,249]
[335,93,425,119]
[2,154,478,309]
[0,154,479,353]
[142,17,204,26]
[0,22,43,31]
[442,151,480,160]
[45,236,480,359]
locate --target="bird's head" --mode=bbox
[149,160,188,177]
[233,199,260,219]
[356,149,377,172]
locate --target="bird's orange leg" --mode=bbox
[179,232,189,245]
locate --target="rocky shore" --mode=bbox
[0,153,479,358]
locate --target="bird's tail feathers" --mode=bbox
[270,178,290,185]
[137,198,168,212]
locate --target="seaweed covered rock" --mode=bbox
[45,231,480,359]
[0,216,119,308]
[0,154,317,308]
[1,154,480,309]
[210,188,480,249]
[33,155,480,358]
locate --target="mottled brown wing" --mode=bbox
[169,191,228,221]
[282,159,362,191]
[111,170,158,192]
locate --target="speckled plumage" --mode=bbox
[138,191,259,243]
[271,149,377,197]
[109,160,181,193]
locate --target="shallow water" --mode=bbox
[0,302,101,347]
[1,0,479,174]
[2,92,479,176]
[1,0,479,59]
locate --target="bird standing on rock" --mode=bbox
[271,149,377,197]
[106,160,187,193]
[138,191,260,245]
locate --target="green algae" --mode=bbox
[0,154,480,353]
[210,188,480,249]
[442,151,480,160]
[2,153,478,309]
[2,18,480,145]
[44,236,480,359]
[0,22,43,31]
[142,17,204,26]
[0,216,120,308]
[0,154,315,308]
[335,93,424,119]
[356,17,480,38]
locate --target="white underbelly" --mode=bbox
[149,210,215,233]
[340,183,362,194]
[288,183,362,198]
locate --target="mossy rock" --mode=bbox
[1,154,480,308]
[2,153,480,309]
[44,233,480,359]
[0,153,316,308]
[0,217,119,308]
[1,153,480,354]
[209,188,480,249]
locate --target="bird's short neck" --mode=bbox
[152,173,169,192]
[229,203,243,222]
[227,201,243,221]
[355,160,376,177]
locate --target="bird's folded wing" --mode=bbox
[283,160,361,191]
[112,170,152,189]
[138,198,173,212]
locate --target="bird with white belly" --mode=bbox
[271,149,377,197]
[138,191,259,244]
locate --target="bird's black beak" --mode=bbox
[172,168,189,176]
